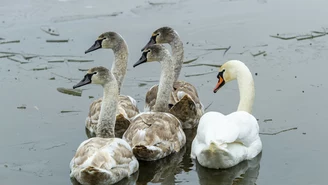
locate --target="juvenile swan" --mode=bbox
[141,26,203,129]
[191,60,262,169]
[70,67,139,185]
[85,32,139,138]
[122,45,186,161]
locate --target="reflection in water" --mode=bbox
[136,129,197,185]
[136,146,186,185]
[196,152,262,185]
[181,129,197,172]
[70,170,139,185]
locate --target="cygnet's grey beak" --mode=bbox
[85,39,102,54]
[133,52,148,68]
[73,73,93,89]
[141,35,156,51]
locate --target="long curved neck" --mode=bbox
[111,39,128,93]
[97,75,118,138]
[235,64,255,113]
[168,31,184,82]
[153,54,175,112]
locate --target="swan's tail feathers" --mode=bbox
[115,114,131,138]
[169,94,198,128]
[210,141,228,153]
[177,91,188,101]
[74,166,110,185]
[132,145,164,161]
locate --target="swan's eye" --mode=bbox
[93,72,98,75]
[217,69,225,78]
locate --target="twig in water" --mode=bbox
[57,87,82,96]
[7,57,29,64]
[186,63,222,68]
[40,26,60,36]
[223,46,231,56]
[32,67,50,71]
[297,34,326,41]
[205,47,230,51]
[138,83,147,87]
[48,60,64,63]
[251,51,266,57]
[67,59,93,63]
[270,35,297,40]
[0,40,20,44]
[51,72,79,81]
[231,50,249,55]
[46,39,69,43]
[185,71,216,77]
[0,54,15,58]
[263,118,273,122]
[45,143,67,150]
[183,57,199,64]
[148,1,176,5]
[260,127,297,135]
[204,102,213,111]
[0,51,82,58]
[60,110,81,114]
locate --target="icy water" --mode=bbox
[0,0,327,184]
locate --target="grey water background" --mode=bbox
[0,0,327,184]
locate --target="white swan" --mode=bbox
[141,27,204,129]
[191,60,262,169]
[122,44,186,161]
[84,32,139,138]
[70,67,139,185]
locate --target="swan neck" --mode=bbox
[153,54,174,112]
[112,40,128,93]
[169,33,184,82]
[236,66,255,113]
[97,77,118,138]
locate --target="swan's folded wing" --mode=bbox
[86,96,139,138]
[145,80,202,111]
[118,95,139,118]
[123,112,185,150]
[171,80,200,104]
[226,111,260,146]
[197,112,240,146]
[86,98,102,135]
[70,138,139,185]
[144,85,158,112]
[123,112,186,160]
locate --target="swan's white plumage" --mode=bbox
[191,60,262,169]
[191,111,262,169]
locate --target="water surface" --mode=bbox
[1,0,327,184]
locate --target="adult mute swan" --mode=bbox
[191,60,262,169]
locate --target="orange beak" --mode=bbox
[213,75,224,93]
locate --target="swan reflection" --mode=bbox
[196,152,262,185]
